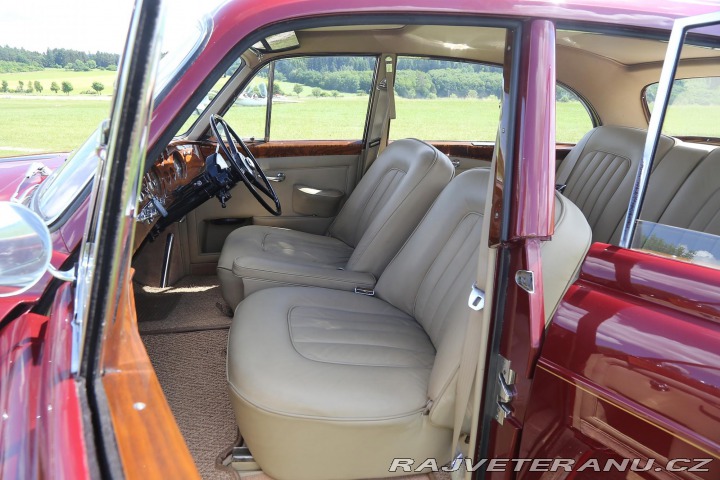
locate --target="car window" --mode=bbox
[389,57,502,142]
[643,77,720,139]
[222,64,270,141]
[633,32,720,269]
[222,56,375,141]
[556,85,595,144]
[388,57,594,144]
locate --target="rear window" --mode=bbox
[643,77,720,138]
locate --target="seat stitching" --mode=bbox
[652,149,713,224]
[228,382,427,421]
[286,306,433,368]
[411,212,481,316]
[234,264,374,285]
[421,216,481,326]
[584,156,628,223]
[349,147,452,271]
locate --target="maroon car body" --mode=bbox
[0,1,718,479]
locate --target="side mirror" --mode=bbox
[0,202,64,297]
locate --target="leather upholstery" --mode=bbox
[557,125,675,243]
[227,169,591,480]
[217,225,354,308]
[329,138,454,274]
[644,144,720,234]
[218,138,454,307]
[560,126,720,244]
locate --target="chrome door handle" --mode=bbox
[267,172,285,182]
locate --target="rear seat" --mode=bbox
[559,125,720,243]
[556,126,675,243]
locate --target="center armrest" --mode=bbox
[232,255,376,297]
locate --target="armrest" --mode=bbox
[232,255,376,293]
[292,184,344,217]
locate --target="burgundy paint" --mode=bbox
[0,284,89,479]
[520,243,720,478]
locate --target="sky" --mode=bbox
[1,1,134,54]
[0,0,224,55]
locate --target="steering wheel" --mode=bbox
[209,114,281,216]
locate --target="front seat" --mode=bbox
[226,169,592,480]
[217,138,454,308]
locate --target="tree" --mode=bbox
[293,84,304,96]
[50,81,59,94]
[86,59,97,69]
[61,81,73,95]
[16,80,24,93]
[0,80,8,92]
[73,59,89,71]
[33,81,42,93]
[107,64,117,71]
[91,81,104,95]
[311,87,322,97]
[25,80,33,93]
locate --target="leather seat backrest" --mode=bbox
[650,147,720,235]
[376,168,591,428]
[328,138,454,276]
[557,126,675,243]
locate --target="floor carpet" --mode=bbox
[142,329,239,480]
[135,275,232,334]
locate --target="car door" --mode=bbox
[519,13,720,479]
[71,0,201,476]
[185,55,375,266]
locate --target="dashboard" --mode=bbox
[137,143,206,225]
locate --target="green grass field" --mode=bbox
[0,69,117,95]
[0,98,111,156]
[1,93,717,159]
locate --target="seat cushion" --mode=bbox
[217,225,354,307]
[227,287,451,480]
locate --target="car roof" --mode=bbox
[212,0,720,35]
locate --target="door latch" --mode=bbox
[495,355,516,425]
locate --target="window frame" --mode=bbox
[222,53,381,143]
[389,55,505,142]
[640,76,720,142]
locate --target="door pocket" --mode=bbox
[292,184,344,217]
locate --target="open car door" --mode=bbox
[520,12,720,479]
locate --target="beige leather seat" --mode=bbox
[218,138,454,308]
[227,169,591,480]
[557,125,675,243]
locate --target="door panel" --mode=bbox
[188,144,360,266]
[431,142,494,173]
[520,243,720,479]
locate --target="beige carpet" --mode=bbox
[135,275,232,334]
[142,329,239,480]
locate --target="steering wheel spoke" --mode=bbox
[209,114,282,216]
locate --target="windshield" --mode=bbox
[33,5,214,226]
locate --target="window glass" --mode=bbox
[644,77,720,138]
[389,57,502,141]
[268,56,375,140]
[178,59,244,136]
[633,29,720,270]
[556,85,595,143]
[222,64,270,141]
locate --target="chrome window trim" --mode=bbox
[619,11,720,249]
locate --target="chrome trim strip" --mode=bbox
[619,12,720,248]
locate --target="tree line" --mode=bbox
[0,45,119,73]
[0,79,105,95]
[272,56,505,99]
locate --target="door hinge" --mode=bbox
[495,355,516,425]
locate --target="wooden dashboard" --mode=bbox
[134,143,206,245]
